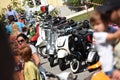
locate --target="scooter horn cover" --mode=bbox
[87,50,99,63]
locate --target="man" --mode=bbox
[6,5,18,21]
[97,0,120,79]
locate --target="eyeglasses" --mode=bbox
[17,39,25,44]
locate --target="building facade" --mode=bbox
[0,0,22,10]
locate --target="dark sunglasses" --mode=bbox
[17,39,25,44]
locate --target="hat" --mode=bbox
[97,0,120,13]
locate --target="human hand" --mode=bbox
[111,70,120,80]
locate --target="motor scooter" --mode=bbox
[36,22,47,58]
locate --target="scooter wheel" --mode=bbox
[70,59,80,73]
[49,55,54,67]
[58,58,66,71]
[37,46,47,58]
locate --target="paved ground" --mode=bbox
[57,5,76,17]
[40,56,91,80]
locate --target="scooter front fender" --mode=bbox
[57,50,68,58]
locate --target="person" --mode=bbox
[97,0,120,79]
[16,33,45,70]
[19,45,42,80]
[0,22,15,80]
[90,10,116,77]
[6,5,18,21]
[6,15,27,40]
[9,40,24,80]
[7,15,25,34]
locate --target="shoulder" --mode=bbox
[93,32,109,44]
[16,21,24,26]
[93,32,108,37]
[8,24,12,27]
[25,61,35,67]
[16,22,20,25]
[12,10,17,12]
[29,44,37,54]
[29,44,36,49]
[6,11,9,14]
[7,24,12,29]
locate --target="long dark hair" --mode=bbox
[0,22,15,80]
[8,15,15,23]
[16,33,29,43]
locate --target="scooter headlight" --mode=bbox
[74,37,78,41]
[71,47,74,51]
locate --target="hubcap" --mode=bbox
[72,59,78,69]
[42,48,47,55]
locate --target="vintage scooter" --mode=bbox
[36,21,47,58]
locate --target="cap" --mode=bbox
[97,0,120,13]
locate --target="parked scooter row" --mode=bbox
[27,13,99,73]
[55,20,99,73]
[36,16,72,66]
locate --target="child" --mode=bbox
[20,45,42,80]
[90,10,117,77]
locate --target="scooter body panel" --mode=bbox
[36,27,46,46]
[56,35,71,56]
[57,50,68,58]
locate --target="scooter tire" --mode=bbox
[70,59,80,73]
[37,46,47,58]
[49,55,54,67]
[58,58,66,71]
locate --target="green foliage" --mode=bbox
[0,8,7,21]
[0,14,6,22]
[0,0,25,21]
[11,0,21,10]
[64,0,80,6]
[23,0,34,8]
[16,8,25,13]
[70,11,93,21]
[72,0,80,6]
[29,26,36,38]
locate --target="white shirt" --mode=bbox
[30,44,37,54]
[93,32,114,72]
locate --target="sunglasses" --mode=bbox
[17,39,25,44]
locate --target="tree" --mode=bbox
[23,0,34,8]
[11,0,21,10]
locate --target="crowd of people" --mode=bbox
[2,4,44,80]
[1,0,120,80]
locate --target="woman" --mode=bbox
[20,45,42,80]
[16,33,46,72]
[16,33,40,67]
